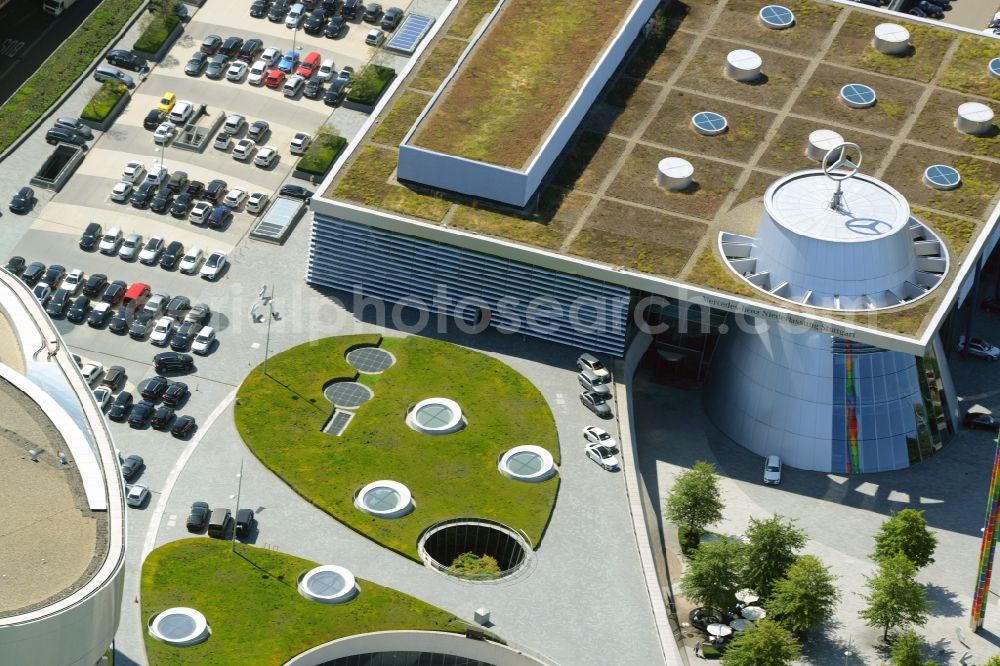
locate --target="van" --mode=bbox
[283,74,305,98]
[94,64,134,87]
[207,508,232,538]
[122,282,151,312]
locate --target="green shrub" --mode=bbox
[450,552,501,579]
[81,81,128,122]
[0,0,145,153]
[297,127,347,176]
[133,10,180,53]
[346,64,396,105]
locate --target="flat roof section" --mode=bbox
[0,377,105,617]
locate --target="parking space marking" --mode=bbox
[141,389,237,560]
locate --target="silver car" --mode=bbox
[119,234,143,262]
[578,368,612,397]
[763,455,782,485]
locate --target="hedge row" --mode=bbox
[346,64,395,106]
[297,128,348,176]
[0,0,145,154]
[133,11,180,52]
[81,81,128,122]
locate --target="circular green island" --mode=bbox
[235,335,560,559]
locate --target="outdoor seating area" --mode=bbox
[690,589,767,659]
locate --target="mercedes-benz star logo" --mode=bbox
[822,142,863,181]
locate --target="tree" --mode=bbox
[664,460,724,549]
[765,555,840,635]
[872,509,937,570]
[889,630,935,666]
[721,619,802,666]
[984,656,1000,666]
[859,553,931,641]
[680,538,745,613]
[741,515,807,597]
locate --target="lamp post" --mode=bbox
[262,284,276,376]
[231,460,243,552]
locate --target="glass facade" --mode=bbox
[318,652,497,666]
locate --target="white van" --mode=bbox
[285,3,305,28]
[316,58,335,82]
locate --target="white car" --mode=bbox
[62,268,85,295]
[125,484,149,508]
[365,28,386,47]
[153,122,175,145]
[223,113,246,136]
[99,227,123,255]
[191,325,215,355]
[138,235,164,264]
[179,247,204,274]
[93,386,112,411]
[168,100,194,125]
[122,161,145,184]
[189,201,212,225]
[146,165,168,186]
[763,455,782,485]
[261,46,281,64]
[200,251,227,281]
[577,352,610,379]
[247,59,267,85]
[232,139,256,161]
[582,426,617,452]
[254,145,277,168]
[223,187,247,209]
[150,316,175,346]
[246,191,269,214]
[290,131,311,155]
[316,58,335,82]
[213,132,232,151]
[958,335,1000,361]
[226,60,248,82]
[81,362,104,385]
[585,442,620,471]
[111,181,132,202]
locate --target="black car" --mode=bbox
[66,295,90,323]
[102,365,126,389]
[46,289,71,318]
[150,189,173,214]
[324,78,348,106]
[87,303,113,328]
[186,500,210,531]
[171,414,197,439]
[235,508,255,539]
[170,321,200,351]
[205,54,229,79]
[151,405,175,430]
[362,2,381,22]
[160,241,185,269]
[108,309,130,335]
[129,311,156,340]
[200,34,223,54]
[154,352,194,374]
[41,264,65,288]
[127,401,155,428]
[79,222,102,251]
[185,303,211,325]
[279,184,314,201]
[102,279,127,305]
[167,295,191,319]
[46,127,88,146]
[130,181,157,208]
[250,0,270,17]
[303,78,324,99]
[247,120,270,143]
[108,391,133,421]
[106,49,147,71]
[322,0,340,11]
[342,0,360,19]
[324,15,346,37]
[219,36,244,58]
[268,0,290,21]
[4,256,25,276]
[143,109,167,130]
[165,171,188,194]
[207,205,231,229]
[8,186,34,213]
[21,261,45,287]
[120,453,144,479]
[82,273,107,297]
[185,51,208,76]
[163,381,189,407]
[169,192,194,218]
[380,6,402,30]
[184,180,205,198]
[304,9,326,33]
[205,179,227,202]
[238,38,263,62]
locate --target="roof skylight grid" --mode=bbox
[386,14,435,54]
[758,5,794,29]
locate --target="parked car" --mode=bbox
[261,46,281,64]
[580,391,612,418]
[226,60,248,82]
[958,335,1000,361]
[79,222,102,251]
[248,120,270,143]
[277,50,300,73]
[108,392,134,421]
[235,508,255,538]
[80,361,103,385]
[99,227,124,255]
[233,139,256,161]
[364,28,385,46]
[122,161,145,184]
[150,316,176,346]
[54,116,93,138]
[163,381,189,407]
[279,184,313,201]
[296,51,321,78]
[157,92,176,113]
[582,425,617,451]
[167,295,192,319]
[32,283,51,305]
[248,59,268,86]
[87,302,113,328]
[61,268,83,294]
[102,365,126,390]
[8,186,34,213]
[263,69,286,89]
[165,171,188,194]
[171,414,197,438]
[94,64,134,87]
[144,109,167,131]
[160,241,185,269]
[151,405,175,430]
[153,122,175,145]
[380,6,402,30]
[186,501,211,531]
[154,351,194,374]
[46,126,88,146]
[206,54,229,79]
[269,0,292,21]
[22,261,46,287]
[4,256,25,277]
[41,264,65,288]
[965,410,1000,430]
[129,311,156,340]
[201,34,223,54]
[138,236,165,265]
[324,15,346,37]
[191,326,215,355]
[185,51,208,76]
[46,289,71,318]
[238,38,264,62]
[200,252,228,281]
[585,442,620,471]
[285,2,305,28]
[108,309,130,335]
[219,36,244,58]
[185,303,211,325]
[150,189,173,214]
[144,291,170,318]
[577,352,610,379]
[129,181,156,209]
[128,401,155,428]
[223,187,248,208]
[213,131,232,151]
[250,0,270,17]
[207,508,232,538]
[82,273,107,297]
[362,2,382,22]
[102,279,127,305]
[208,205,231,228]
[342,0,361,19]
[67,295,91,323]
[763,455,782,485]
[304,8,326,33]
[578,368,612,397]
[119,233,144,261]
[189,201,213,225]
[179,248,204,274]
[324,75,349,105]
[93,386,112,411]
[303,78,324,99]
[105,49,148,71]
[246,192,269,214]
[126,484,149,508]
[120,454,144,480]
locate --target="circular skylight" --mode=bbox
[840,83,877,109]
[990,58,1000,80]
[298,565,358,604]
[691,111,728,136]
[407,397,465,434]
[499,445,557,482]
[323,381,373,408]
[345,346,395,374]
[758,5,794,29]
[923,164,961,191]
[148,608,210,647]
[355,480,414,518]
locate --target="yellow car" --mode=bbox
[157,92,176,113]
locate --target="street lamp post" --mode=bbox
[262,284,275,376]
[231,459,244,552]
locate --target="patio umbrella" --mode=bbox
[706,623,733,638]
[729,618,752,631]
[735,588,759,604]
[741,606,766,621]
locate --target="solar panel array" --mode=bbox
[387,14,435,54]
[346,346,395,373]
[323,410,355,436]
[759,5,794,29]
[323,382,374,408]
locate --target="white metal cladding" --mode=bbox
[308,215,631,354]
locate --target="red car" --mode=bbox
[295,51,321,79]
[263,69,286,89]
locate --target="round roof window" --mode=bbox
[149,608,210,647]
[407,398,465,434]
[759,5,794,29]
[355,480,414,518]
[692,111,728,136]
[499,445,557,483]
[840,83,877,109]
[298,565,359,604]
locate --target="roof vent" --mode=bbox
[691,111,728,136]
[840,83,877,109]
[923,164,962,191]
[657,157,694,192]
[758,5,794,29]
[726,49,762,82]
[989,57,1000,81]
[807,129,844,162]
[872,23,910,56]
[956,102,995,136]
